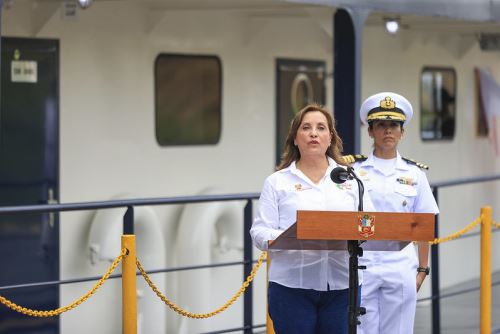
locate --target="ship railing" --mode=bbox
[1,173,500,333]
[428,173,500,334]
[0,193,262,334]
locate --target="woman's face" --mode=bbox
[294,111,332,159]
[368,120,404,154]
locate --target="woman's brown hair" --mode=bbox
[276,104,344,170]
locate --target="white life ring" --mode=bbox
[88,203,167,334]
[175,197,244,333]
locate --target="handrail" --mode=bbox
[0,259,253,291]
[0,192,261,214]
[430,173,500,188]
[0,192,261,333]
[2,171,497,215]
[0,174,499,333]
[429,173,500,334]
[418,278,500,303]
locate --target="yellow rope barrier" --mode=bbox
[137,251,267,319]
[429,216,482,245]
[2,213,498,319]
[0,248,127,317]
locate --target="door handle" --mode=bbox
[47,187,58,228]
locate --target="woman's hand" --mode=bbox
[416,272,427,292]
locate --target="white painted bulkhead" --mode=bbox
[1,1,499,333]
[361,24,500,292]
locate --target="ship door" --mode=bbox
[0,37,59,334]
[276,59,326,166]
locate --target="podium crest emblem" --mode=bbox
[358,214,375,238]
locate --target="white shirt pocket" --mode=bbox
[394,183,417,211]
[394,183,417,197]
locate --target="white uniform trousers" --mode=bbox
[358,257,417,334]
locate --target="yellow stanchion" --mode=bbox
[122,235,137,334]
[480,206,492,334]
[266,252,275,334]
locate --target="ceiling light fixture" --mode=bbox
[77,0,93,9]
[384,18,400,35]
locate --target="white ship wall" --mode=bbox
[362,25,500,295]
[4,2,336,333]
[1,1,499,332]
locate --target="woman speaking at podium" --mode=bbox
[352,92,439,334]
[251,104,374,334]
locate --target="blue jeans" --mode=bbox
[268,282,358,334]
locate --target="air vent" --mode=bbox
[478,33,500,51]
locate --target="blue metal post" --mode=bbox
[0,0,3,130]
[243,200,253,333]
[124,206,134,234]
[333,8,369,155]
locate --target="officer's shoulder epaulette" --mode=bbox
[342,154,368,164]
[402,156,429,170]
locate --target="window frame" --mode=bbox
[419,66,457,141]
[154,53,223,146]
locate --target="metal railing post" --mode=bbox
[480,206,492,334]
[122,235,137,334]
[124,206,134,234]
[431,187,441,334]
[266,253,275,334]
[243,200,253,333]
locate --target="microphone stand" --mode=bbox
[346,167,366,334]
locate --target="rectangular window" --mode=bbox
[420,67,456,140]
[155,54,222,146]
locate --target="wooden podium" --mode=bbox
[269,210,435,251]
[267,210,435,334]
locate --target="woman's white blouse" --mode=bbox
[250,158,375,291]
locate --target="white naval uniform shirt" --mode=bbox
[352,152,439,266]
[250,157,375,291]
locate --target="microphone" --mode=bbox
[330,167,351,184]
[329,164,367,333]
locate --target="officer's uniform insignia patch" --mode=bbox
[402,156,429,170]
[342,154,368,164]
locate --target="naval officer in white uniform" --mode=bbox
[351,92,439,334]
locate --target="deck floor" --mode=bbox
[415,271,500,334]
[253,272,500,334]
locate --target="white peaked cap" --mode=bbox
[359,92,413,126]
